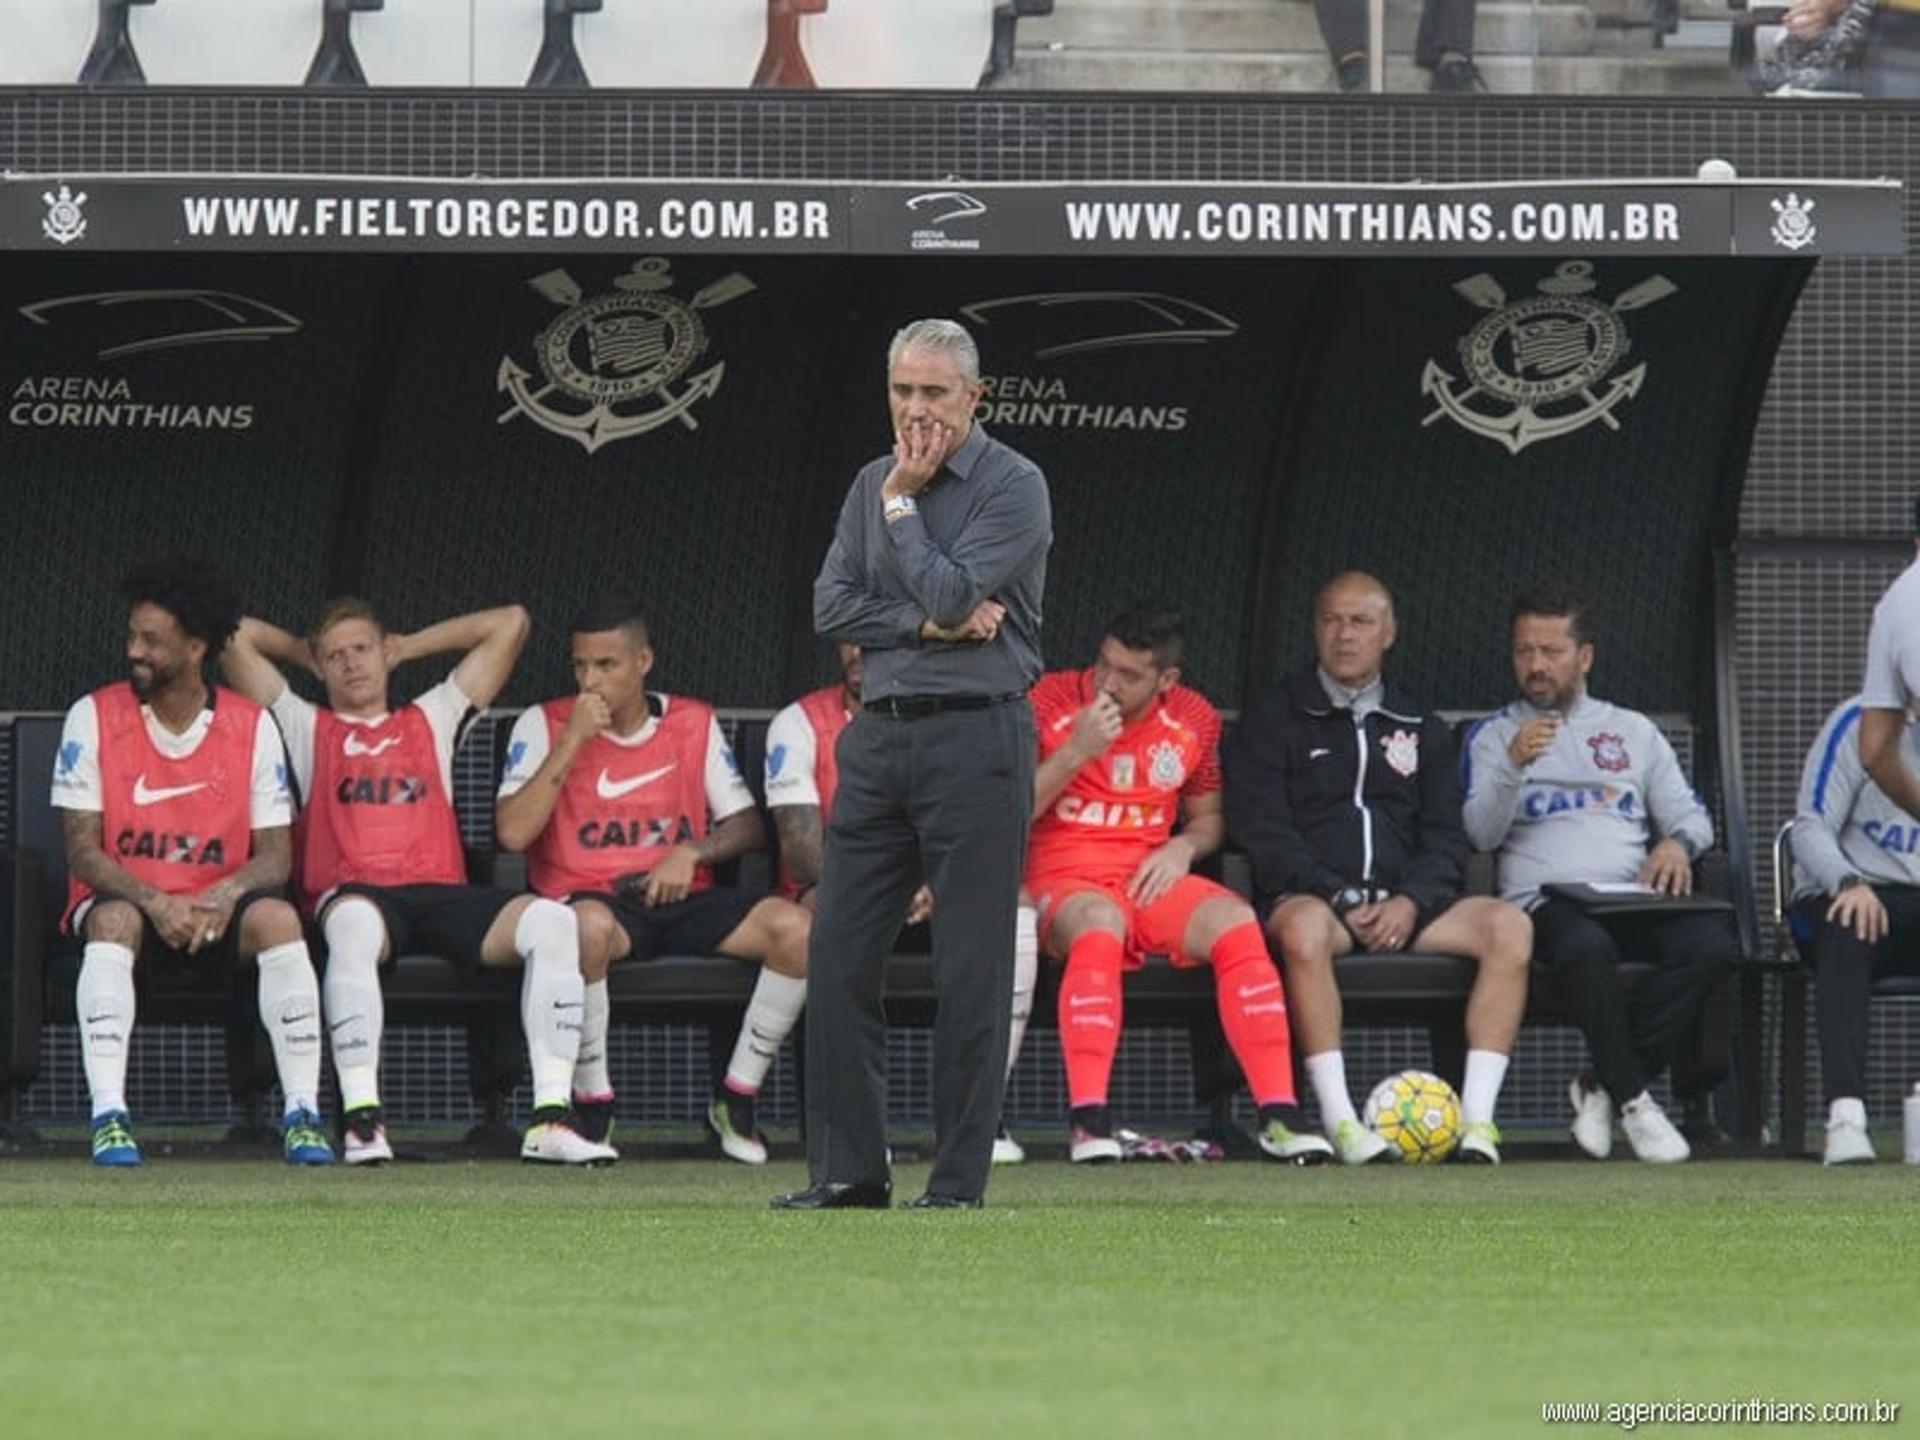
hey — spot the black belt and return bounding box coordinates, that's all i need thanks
[866,691,1025,720]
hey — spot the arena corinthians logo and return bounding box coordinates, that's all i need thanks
[497,258,756,455]
[9,289,303,433]
[961,290,1240,433]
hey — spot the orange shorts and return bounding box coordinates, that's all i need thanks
[1026,871,1244,970]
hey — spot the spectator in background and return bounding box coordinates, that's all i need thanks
[1311,0,1484,91]
[1786,693,1920,1164]
[1226,571,1529,1165]
[1462,588,1732,1165]
[1786,0,1920,96]
[223,600,610,1166]
[496,597,810,1167]
[56,558,331,1168]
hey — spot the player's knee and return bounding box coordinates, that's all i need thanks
[242,897,304,952]
[760,898,810,977]
[572,902,620,972]
[1078,895,1127,940]
[1273,902,1335,971]
[84,900,144,950]
[1189,898,1254,955]
[1481,904,1533,970]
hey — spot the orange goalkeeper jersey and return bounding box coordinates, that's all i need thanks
[1027,668,1222,883]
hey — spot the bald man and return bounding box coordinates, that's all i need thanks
[1224,572,1531,1165]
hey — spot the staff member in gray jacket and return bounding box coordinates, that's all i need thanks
[1463,588,1732,1165]
[1787,696,1920,1165]
[773,318,1050,1211]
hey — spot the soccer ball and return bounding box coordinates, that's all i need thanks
[1363,1070,1462,1164]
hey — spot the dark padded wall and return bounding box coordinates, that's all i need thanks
[1259,257,1804,724]
[1,249,1799,723]
[0,255,385,703]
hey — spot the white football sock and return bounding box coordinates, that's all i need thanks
[256,941,323,1117]
[516,899,583,1110]
[725,968,807,1095]
[574,979,612,1097]
[1460,1049,1509,1126]
[1830,1096,1867,1129]
[1306,1049,1358,1128]
[322,898,387,1112]
[77,941,136,1119]
[1005,904,1037,1084]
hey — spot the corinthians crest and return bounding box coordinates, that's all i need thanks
[42,184,88,246]
[1421,260,1676,455]
[497,257,754,454]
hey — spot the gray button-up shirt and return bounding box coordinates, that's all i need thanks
[813,422,1051,700]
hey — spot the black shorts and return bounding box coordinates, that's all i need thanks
[1259,890,1463,945]
[322,882,523,970]
[572,886,762,962]
[68,887,288,976]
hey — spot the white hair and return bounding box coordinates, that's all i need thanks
[887,318,980,386]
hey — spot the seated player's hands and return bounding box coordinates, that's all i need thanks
[1506,713,1559,768]
[186,882,240,954]
[143,892,203,952]
[1638,838,1694,896]
[905,885,934,926]
[642,844,702,907]
[1348,894,1418,952]
[563,691,614,749]
[1828,881,1888,945]
[1066,692,1124,764]
[884,417,953,497]
[1127,836,1195,907]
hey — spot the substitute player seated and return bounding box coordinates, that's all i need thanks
[222,599,611,1166]
[1783,694,1920,1164]
[1028,602,1332,1164]
[56,558,332,1167]
[495,596,810,1165]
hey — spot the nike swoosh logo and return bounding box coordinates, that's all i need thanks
[1308,748,1332,760]
[1237,980,1282,999]
[343,733,400,757]
[552,1000,583,1011]
[597,763,676,799]
[85,1011,117,1024]
[1067,994,1111,1008]
[328,1016,361,1032]
[132,774,209,806]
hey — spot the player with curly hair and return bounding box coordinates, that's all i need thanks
[51,557,333,1167]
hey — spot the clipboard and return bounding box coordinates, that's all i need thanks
[1540,882,1735,917]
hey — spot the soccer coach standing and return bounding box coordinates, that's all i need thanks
[773,318,1051,1211]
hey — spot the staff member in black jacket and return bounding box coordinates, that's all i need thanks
[1224,571,1530,1165]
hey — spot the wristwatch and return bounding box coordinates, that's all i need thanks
[1329,886,1374,917]
[1837,873,1864,893]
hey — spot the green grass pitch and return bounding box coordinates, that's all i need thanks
[0,1156,1912,1439]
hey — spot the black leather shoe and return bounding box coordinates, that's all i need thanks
[902,1192,983,1210]
[769,1181,892,1210]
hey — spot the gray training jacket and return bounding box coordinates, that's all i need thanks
[1461,693,1713,910]
[1788,696,1920,903]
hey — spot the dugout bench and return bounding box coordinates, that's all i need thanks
[0,707,1760,1146]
